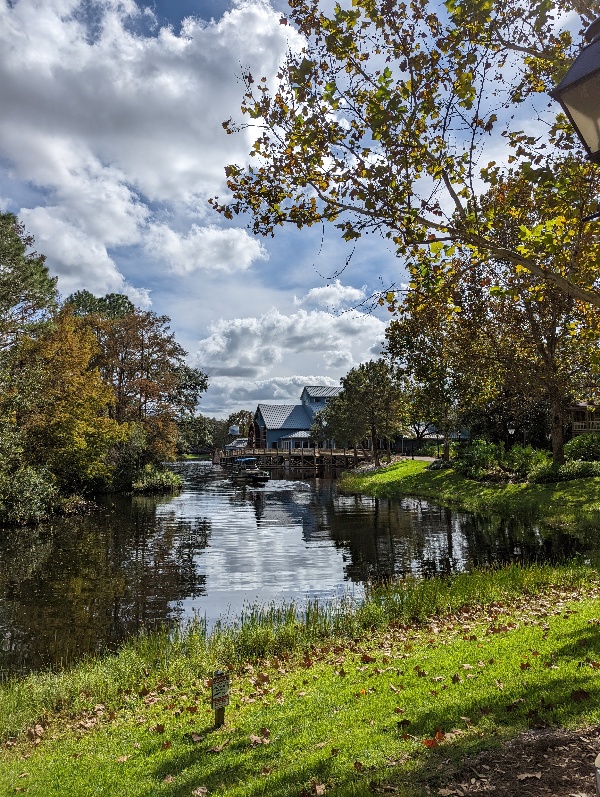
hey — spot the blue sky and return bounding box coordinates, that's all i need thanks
[0,0,399,417]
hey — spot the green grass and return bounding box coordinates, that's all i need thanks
[338,459,600,528]
[1,564,600,796]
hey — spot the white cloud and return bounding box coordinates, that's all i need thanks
[0,0,300,290]
[194,307,386,380]
[144,223,268,274]
[20,206,151,305]
[294,279,367,310]
[200,374,341,416]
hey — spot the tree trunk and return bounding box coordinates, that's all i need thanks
[442,407,450,461]
[549,389,565,466]
[371,423,380,467]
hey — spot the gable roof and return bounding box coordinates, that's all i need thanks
[256,404,311,430]
[302,385,342,399]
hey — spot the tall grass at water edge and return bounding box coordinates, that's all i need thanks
[0,561,596,741]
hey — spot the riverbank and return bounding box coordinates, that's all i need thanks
[337,459,600,531]
[2,563,600,796]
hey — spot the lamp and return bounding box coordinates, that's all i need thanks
[508,426,516,436]
[551,17,600,165]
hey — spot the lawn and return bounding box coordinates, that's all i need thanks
[337,459,600,528]
[2,565,600,796]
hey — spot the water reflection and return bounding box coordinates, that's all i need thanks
[0,461,590,675]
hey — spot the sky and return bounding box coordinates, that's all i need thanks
[0,0,401,418]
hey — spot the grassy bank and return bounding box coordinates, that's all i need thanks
[338,459,600,529]
[1,563,600,796]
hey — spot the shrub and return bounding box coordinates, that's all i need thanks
[453,439,503,479]
[505,445,550,481]
[564,433,600,462]
[528,459,600,484]
[132,464,182,494]
[0,466,58,524]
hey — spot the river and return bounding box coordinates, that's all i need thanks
[0,460,589,676]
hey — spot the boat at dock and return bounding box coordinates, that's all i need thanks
[230,457,270,485]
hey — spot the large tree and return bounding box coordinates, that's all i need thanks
[6,308,126,491]
[336,359,405,467]
[386,153,600,464]
[211,0,600,307]
[66,292,208,462]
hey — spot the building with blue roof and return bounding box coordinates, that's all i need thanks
[249,386,342,449]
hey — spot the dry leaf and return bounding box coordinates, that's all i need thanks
[517,772,541,780]
[249,734,270,746]
[192,788,208,796]
[117,755,130,762]
[164,775,175,783]
[208,740,230,753]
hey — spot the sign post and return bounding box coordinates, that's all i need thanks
[211,670,230,728]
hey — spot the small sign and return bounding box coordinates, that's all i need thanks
[211,670,230,710]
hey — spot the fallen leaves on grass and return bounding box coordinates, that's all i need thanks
[249,733,270,746]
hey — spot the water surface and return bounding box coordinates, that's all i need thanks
[0,461,589,675]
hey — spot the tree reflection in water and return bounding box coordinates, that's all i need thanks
[0,493,210,675]
[0,462,590,676]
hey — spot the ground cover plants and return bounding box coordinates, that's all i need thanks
[1,563,600,796]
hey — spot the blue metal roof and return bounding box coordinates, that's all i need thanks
[256,404,311,430]
[302,386,342,398]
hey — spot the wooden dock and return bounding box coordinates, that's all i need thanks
[216,447,371,472]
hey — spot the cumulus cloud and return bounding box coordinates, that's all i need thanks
[0,0,300,290]
[19,206,152,306]
[194,307,386,381]
[294,279,367,310]
[144,223,268,274]
[201,374,342,416]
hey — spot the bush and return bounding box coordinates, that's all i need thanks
[453,439,503,479]
[564,433,600,462]
[505,445,550,481]
[132,464,182,494]
[528,459,600,484]
[0,466,58,524]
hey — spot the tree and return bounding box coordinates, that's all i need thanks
[336,359,405,467]
[211,0,600,307]
[386,153,600,464]
[65,293,208,462]
[0,213,57,353]
[385,295,467,461]
[8,308,127,491]
[226,409,255,437]
[468,157,600,463]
